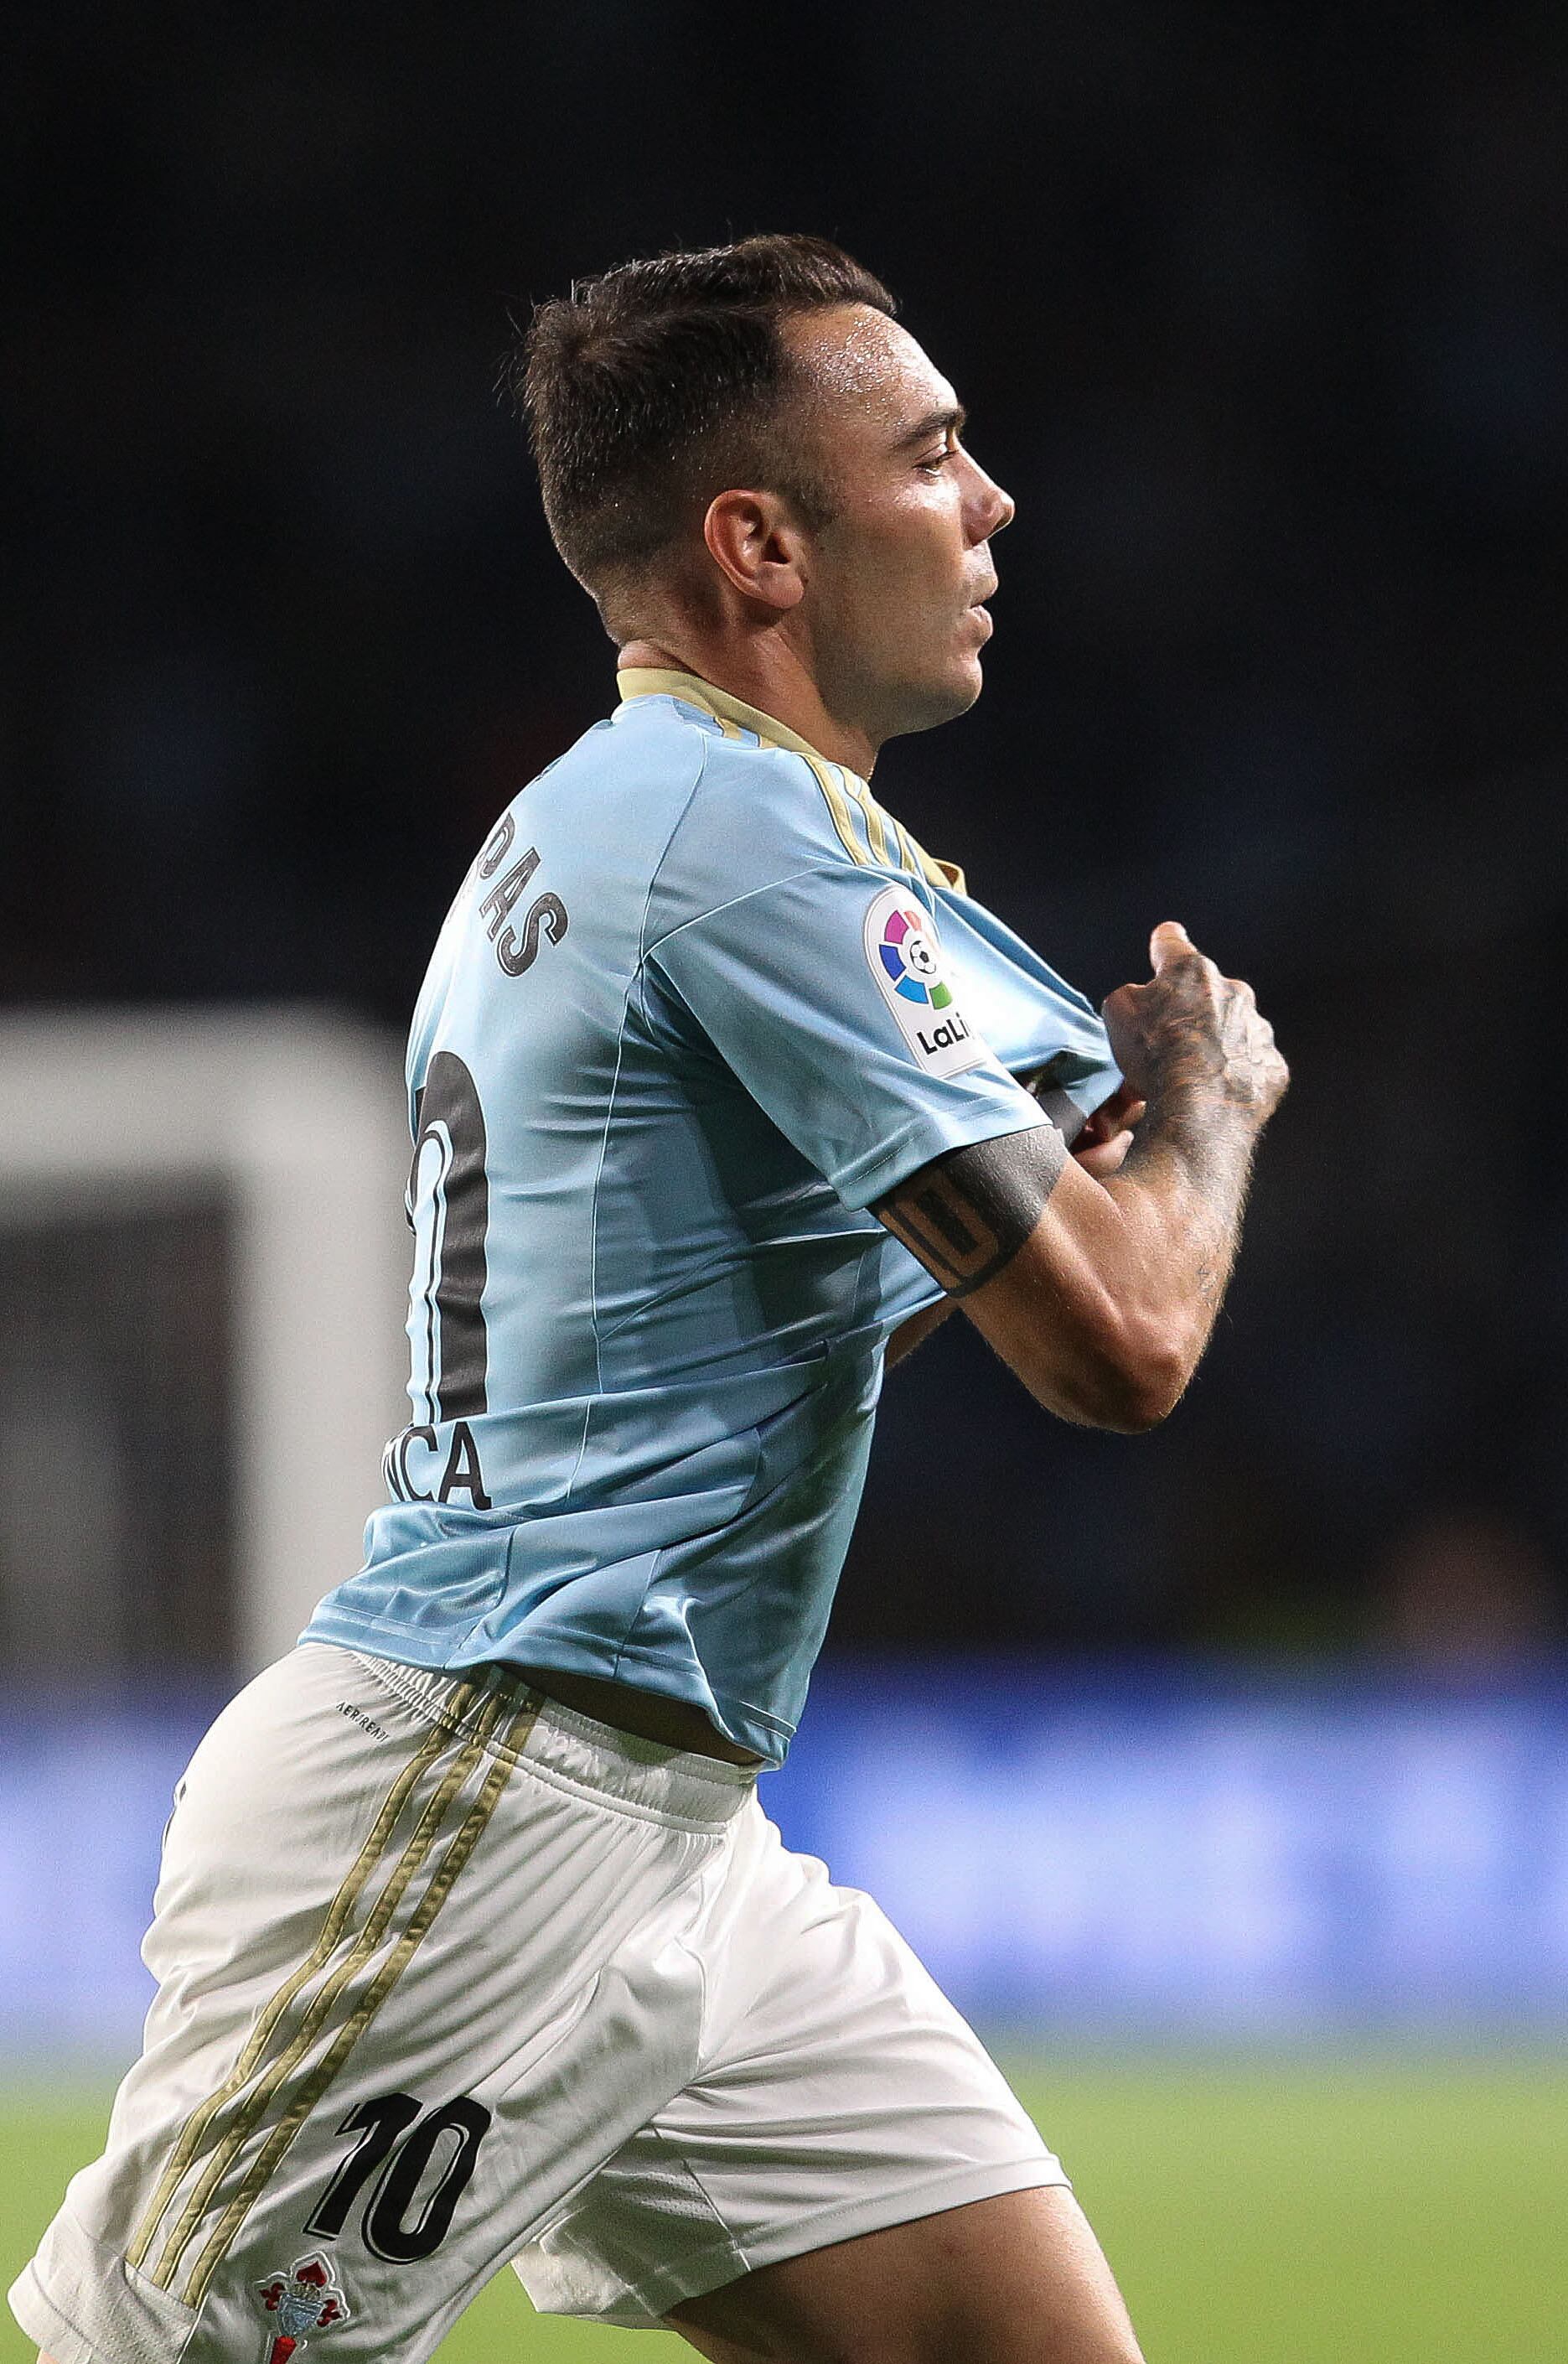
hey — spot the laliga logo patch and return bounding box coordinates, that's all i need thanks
[255,2253,351,2361]
[863,885,987,1078]
[876,900,952,1008]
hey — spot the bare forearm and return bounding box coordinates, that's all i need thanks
[1105,1079,1261,1353]
[874,1096,1257,1427]
[1058,925,1286,1408]
[873,924,1286,1433]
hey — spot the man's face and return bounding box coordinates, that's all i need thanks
[784,305,1015,744]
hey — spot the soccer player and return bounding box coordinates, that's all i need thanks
[16,236,1286,2364]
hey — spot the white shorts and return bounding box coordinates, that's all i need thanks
[13,1645,1065,2362]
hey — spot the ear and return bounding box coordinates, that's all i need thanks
[702,489,809,614]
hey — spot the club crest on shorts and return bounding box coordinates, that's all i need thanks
[255,2253,351,2360]
[863,884,987,1078]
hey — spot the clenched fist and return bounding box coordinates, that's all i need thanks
[1100,921,1289,1126]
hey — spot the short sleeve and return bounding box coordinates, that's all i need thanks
[647,863,1053,1208]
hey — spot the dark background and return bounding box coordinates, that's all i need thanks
[5,0,1565,1663]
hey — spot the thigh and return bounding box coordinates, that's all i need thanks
[11,1649,724,2364]
[512,1808,1082,2335]
[665,2185,1144,2364]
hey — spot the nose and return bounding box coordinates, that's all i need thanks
[965,455,1015,543]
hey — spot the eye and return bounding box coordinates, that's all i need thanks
[918,447,953,475]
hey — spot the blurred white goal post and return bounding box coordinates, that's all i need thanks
[0,1009,411,1671]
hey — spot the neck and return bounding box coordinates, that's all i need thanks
[616,635,878,775]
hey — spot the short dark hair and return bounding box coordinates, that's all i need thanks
[505,234,897,597]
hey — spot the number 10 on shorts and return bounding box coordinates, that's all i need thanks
[303,2093,493,2263]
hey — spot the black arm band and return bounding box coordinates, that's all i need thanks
[872,1122,1068,1296]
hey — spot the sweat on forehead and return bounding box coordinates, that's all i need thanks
[784,306,953,433]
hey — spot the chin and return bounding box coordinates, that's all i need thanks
[870,645,986,743]
[877,682,973,743]
[955,653,986,710]
[930,654,986,722]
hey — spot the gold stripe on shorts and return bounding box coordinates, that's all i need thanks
[180,1703,532,2307]
[125,1694,472,2274]
[130,1681,524,2294]
[146,1688,509,2295]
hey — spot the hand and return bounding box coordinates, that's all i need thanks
[1073,1080,1146,1178]
[1100,921,1289,1124]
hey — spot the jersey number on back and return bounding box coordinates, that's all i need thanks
[409,1051,488,1423]
[387,1052,493,1509]
[387,809,569,1511]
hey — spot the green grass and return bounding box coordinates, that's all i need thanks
[5,2058,1565,2361]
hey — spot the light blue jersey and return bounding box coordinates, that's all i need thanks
[303,671,1120,1760]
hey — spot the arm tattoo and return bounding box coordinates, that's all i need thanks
[872,1125,1067,1297]
[1125,1093,1256,1200]
[1123,1091,1258,1309]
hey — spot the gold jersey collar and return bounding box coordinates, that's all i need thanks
[616,667,836,768]
[614,665,966,896]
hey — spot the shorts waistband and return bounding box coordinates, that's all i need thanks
[352,1651,757,1829]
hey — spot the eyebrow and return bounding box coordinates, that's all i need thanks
[893,401,967,452]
